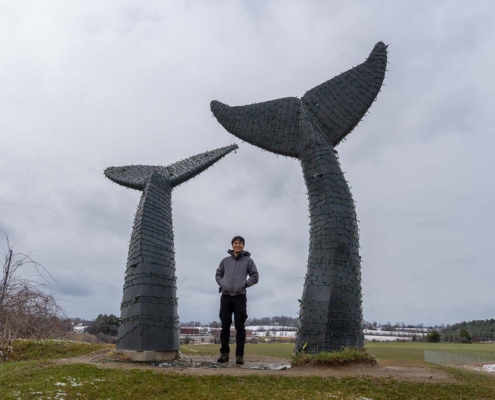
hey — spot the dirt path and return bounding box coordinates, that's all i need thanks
[53,350,453,383]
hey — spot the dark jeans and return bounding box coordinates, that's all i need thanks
[219,294,247,356]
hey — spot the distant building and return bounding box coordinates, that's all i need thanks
[73,324,87,333]
[180,327,201,335]
[212,329,252,338]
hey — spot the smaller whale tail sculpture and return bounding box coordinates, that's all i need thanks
[105,144,238,355]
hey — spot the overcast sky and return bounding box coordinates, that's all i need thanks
[1,0,494,327]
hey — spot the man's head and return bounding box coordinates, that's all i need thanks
[231,236,245,256]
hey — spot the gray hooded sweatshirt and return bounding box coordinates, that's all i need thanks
[216,250,259,296]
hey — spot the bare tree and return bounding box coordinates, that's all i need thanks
[0,231,69,361]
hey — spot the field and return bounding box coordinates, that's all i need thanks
[1,340,495,399]
[181,341,495,367]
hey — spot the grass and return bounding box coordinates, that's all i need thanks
[1,361,495,399]
[181,341,495,367]
[367,342,495,367]
[4,339,113,362]
[1,340,495,399]
[291,347,377,366]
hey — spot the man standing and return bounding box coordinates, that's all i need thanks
[215,236,259,364]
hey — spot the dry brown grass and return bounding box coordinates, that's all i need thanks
[105,350,134,361]
[66,332,98,344]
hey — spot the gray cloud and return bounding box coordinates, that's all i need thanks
[1,0,494,326]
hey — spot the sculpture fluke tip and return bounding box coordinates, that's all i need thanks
[211,42,387,157]
[104,144,238,190]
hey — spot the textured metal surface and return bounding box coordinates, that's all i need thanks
[105,145,238,352]
[211,42,387,353]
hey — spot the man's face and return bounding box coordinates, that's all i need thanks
[232,240,244,254]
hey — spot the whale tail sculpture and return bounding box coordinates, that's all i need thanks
[105,144,237,355]
[211,43,387,353]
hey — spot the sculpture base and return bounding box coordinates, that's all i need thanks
[116,350,178,362]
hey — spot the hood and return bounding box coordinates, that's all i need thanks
[227,249,251,258]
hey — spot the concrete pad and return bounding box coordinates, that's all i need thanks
[117,350,178,362]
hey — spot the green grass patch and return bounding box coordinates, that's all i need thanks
[182,341,495,367]
[291,347,377,367]
[2,340,495,399]
[366,342,495,367]
[1,362,495,399]
[4,340,113,362]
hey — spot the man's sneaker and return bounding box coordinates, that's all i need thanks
[236,356,244,365]
[217,353,229,363]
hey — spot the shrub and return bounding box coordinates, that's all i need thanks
[66,332,98,344]
[426,331,441,343]
[87,314,119,336]
[1,232,70,362]
[459,329,472,343]
[96,333,117,344]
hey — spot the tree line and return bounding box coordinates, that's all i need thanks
[87,314,119,337]
[425,319,495,344]
[442,319,495,342]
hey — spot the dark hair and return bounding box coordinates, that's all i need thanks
[231,236,245,245]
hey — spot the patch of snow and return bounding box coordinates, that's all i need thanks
[364,329,421,337]
[365,335,412,342]
[254,331,297,338]
[245,325,296,331]
[482,364,495,373]
[181,346,198,352]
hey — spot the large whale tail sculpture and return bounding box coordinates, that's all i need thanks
[211,42,387,353]
[105,144,237,356]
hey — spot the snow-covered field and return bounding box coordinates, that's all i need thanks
[365,335,412,342]
[245,326,297,338]
[254,331,297,338]
[254,332,411,341]
[245,326,296,331]
[247,327,413,341]
[181,326,418,342]
[364,329,423,337]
